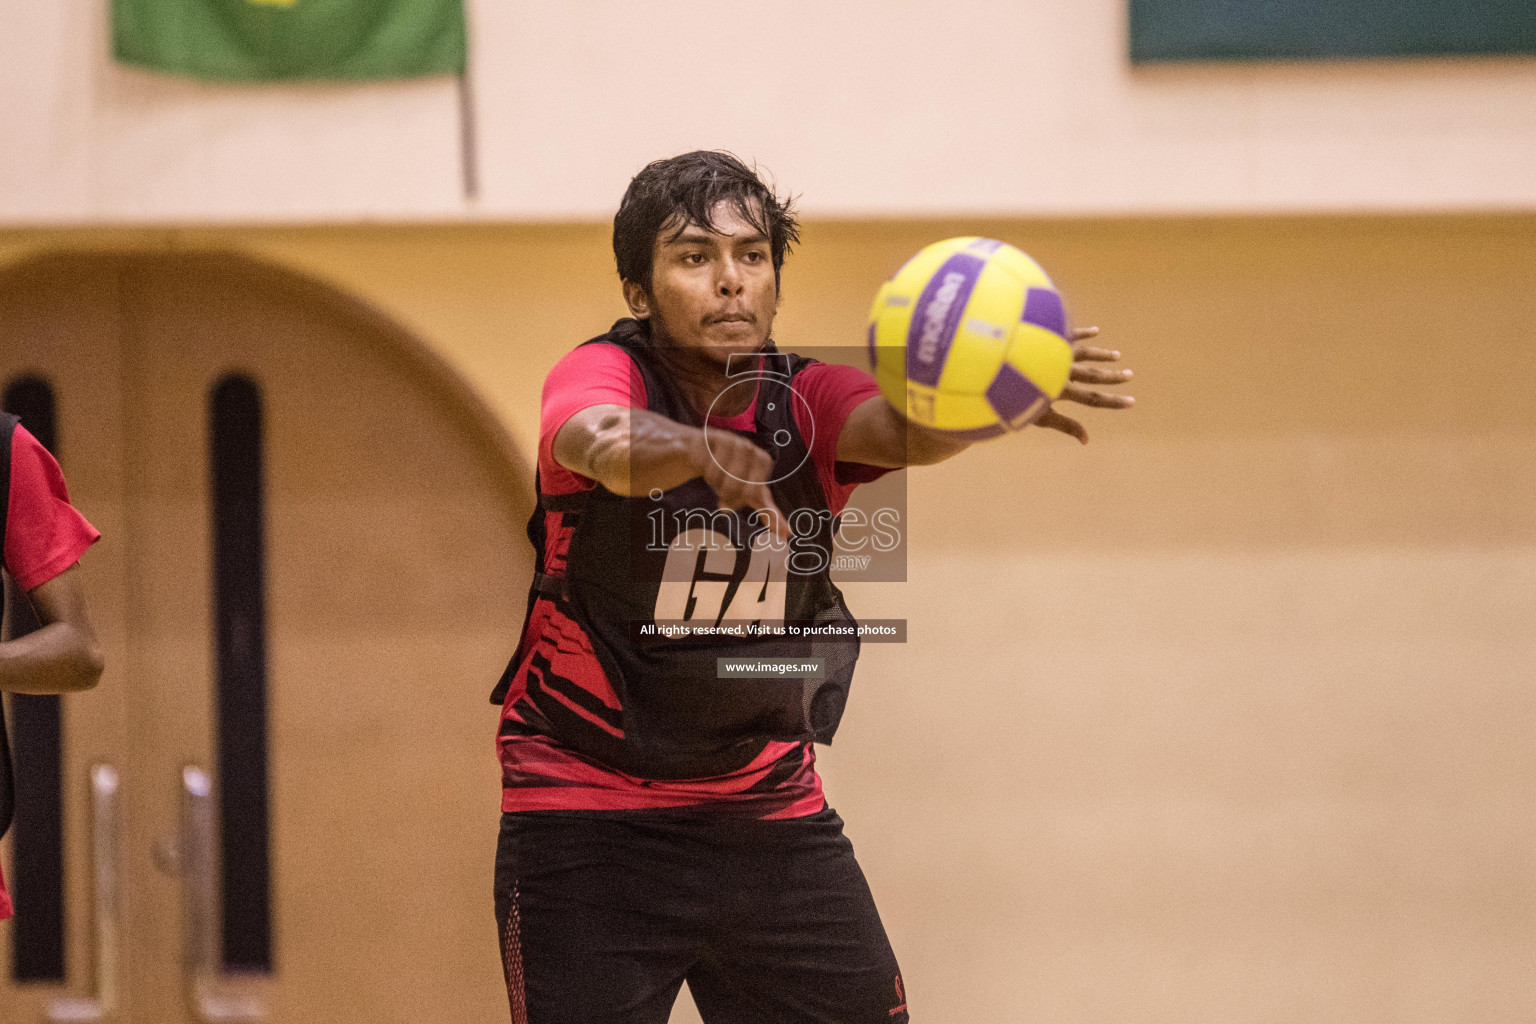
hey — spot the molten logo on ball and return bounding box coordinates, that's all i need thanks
[915,271,969,367]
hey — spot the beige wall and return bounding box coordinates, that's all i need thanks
[2,216,1534,1022]
[4,1,1536,223]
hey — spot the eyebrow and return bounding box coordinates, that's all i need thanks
[665,228,770,247]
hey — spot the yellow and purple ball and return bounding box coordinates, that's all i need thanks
[866,237,1075,438]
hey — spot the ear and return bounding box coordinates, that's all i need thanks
[622,279,652,320]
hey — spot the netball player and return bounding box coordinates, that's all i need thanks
[491,150,1131,1023]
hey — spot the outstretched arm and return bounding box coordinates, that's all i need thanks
[835,326,1135,467]
[553,404,789,537]
[0,564,104,694]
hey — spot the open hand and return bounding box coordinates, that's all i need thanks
[1034,326,1135,444]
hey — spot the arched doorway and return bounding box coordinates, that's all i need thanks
[1,251,533,1023]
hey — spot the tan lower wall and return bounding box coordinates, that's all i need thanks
[3,216,1533,1022]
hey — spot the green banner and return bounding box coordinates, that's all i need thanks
[1131,0,1536,63]
[112,0,466,81]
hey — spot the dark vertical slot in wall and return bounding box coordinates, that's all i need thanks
[209,374,274,973]
[3,375,67,983]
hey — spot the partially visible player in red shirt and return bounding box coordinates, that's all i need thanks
[0,420,104,920]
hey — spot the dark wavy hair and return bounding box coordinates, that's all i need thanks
[612,151,800,293]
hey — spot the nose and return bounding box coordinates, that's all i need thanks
[717,259,744,296]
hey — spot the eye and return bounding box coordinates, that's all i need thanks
[684,252,707,265]
[743,250,767,263]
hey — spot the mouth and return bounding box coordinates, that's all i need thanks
[708,312,755,325]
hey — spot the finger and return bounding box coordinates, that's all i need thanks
[711,439,774,490]
[749,496,789,541]
[1069,365,1133,385]
[1060,384,1136,409]
[1072,345,1122,362]
[1070,326,1100,341]
[711,472,762,514]
[1034,408,1088,445]
[705,452,787,540]
[712,475,786,541]
[704,458,750,507]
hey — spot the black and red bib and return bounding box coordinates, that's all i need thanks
[493,320,859,780]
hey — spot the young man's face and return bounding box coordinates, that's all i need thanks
[624,199,777,364]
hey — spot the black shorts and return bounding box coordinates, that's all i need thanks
[493,806,910,1024]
